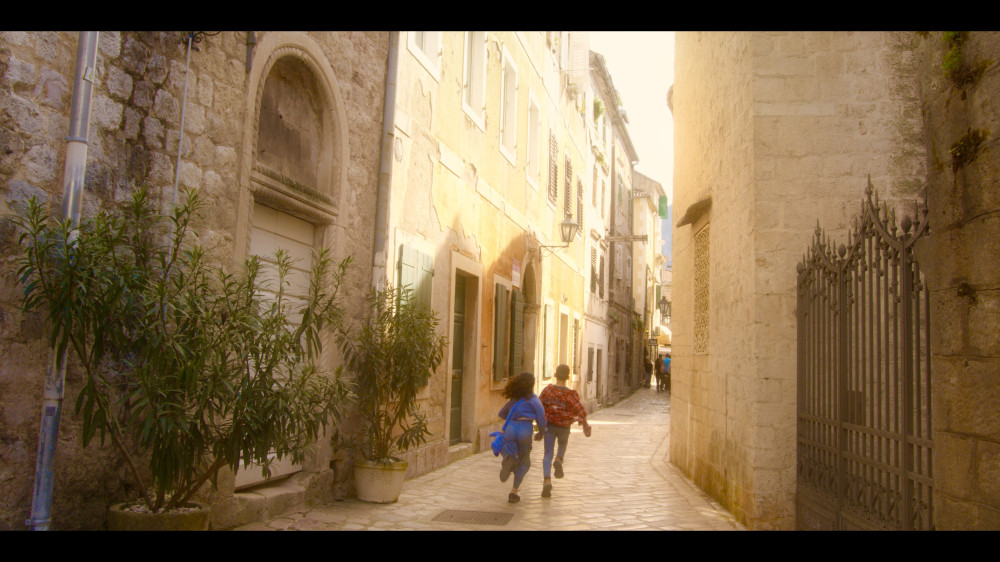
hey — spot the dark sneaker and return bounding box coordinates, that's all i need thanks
[541,483,552,498]
[508,492,520,504]
[554,458,564,479]
[500,455,516,483]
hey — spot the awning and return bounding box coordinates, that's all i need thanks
[657,330,671,346]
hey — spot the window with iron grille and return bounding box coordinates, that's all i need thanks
[548,131,558,204]
[576,178,583,235]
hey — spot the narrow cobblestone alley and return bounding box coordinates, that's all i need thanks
[235,388,744,531]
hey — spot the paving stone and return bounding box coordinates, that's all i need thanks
[233,388,745,531]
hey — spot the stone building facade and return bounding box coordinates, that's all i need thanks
[672,30,1000,530]
[670,31,928,529]
[589,51,640,406]
[913,32,1000,529]
[632,171,667,375]
[0,31,388,530]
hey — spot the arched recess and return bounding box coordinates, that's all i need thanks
[233,32,351,265]
[231,32,350,488]
[519,254,542,377]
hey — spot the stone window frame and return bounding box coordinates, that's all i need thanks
[462,32,487,131]
[407,31,442,81]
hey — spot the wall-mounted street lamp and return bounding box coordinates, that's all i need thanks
[539,217,579,255]
[659,295,671,319]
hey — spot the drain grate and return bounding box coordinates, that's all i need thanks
[432,510,515,526]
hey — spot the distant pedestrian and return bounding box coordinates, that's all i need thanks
[535,364,592,498]
[643,357,653,389]
[497,372,547,504]
[658,354,671,392]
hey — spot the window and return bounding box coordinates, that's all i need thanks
[509,289,524,378]
[527,94,540,188]
[499,47,518,163]
[694,223,710,353]
[572,318,579,375]
[563,156,573,218]
[559,312,569,366]
[492,279,525,380]
[493,283,510,381]
[591,248,598,293]
[408,32,441,79]
[398,243,434,309]
[576,178,583,235]
[592,165,598,207]
[547,131,558,204]
[596,348,602,385]
[599,254,606,298]
[601,179,606,218]
[462,32,486,128]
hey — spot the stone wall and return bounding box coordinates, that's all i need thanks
[671,32,926,529]
[914,31,1000,529]
[0,31,387,530]
[671,31,756,526]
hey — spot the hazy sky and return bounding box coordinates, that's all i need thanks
[588,32,675,201]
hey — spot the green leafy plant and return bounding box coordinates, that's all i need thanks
[335,286,447,464]
[942,31,991,91]
[14,185,352,512]
[593,98,605,122]
[949,128,989,172]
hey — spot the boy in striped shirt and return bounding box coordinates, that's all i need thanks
[534,364,592,498]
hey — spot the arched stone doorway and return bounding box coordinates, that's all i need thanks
[232,33,350,489]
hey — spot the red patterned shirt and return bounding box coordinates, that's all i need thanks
[539,384,589,428]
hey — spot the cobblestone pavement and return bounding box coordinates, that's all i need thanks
[235,387,745,531]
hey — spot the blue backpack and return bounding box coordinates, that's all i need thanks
[490,399,523,456]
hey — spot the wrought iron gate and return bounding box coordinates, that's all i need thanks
[796,181,933,530]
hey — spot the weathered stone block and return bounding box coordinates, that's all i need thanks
[934,356,1000,438]
[92,93,123,131]
[934,431,976,498]
[935,492,1000,530]
[23,143,57,184]
[105,64,133,101]
[978,440,1000,505]
[152,88,179,125]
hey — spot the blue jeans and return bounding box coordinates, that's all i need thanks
[543,424,570,479]
[503,420,535,488]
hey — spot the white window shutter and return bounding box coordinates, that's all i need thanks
[568,32,590,90]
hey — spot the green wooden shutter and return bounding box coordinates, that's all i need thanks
[398,244,433,309]
[493,284,510,381]
[508,289,524,377]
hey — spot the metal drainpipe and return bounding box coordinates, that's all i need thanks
[27,31,100,531]
[167,32,195,254]
[371,32,399,290]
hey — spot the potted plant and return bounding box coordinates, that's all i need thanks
[14,186,352,529]
[334,285,447,503]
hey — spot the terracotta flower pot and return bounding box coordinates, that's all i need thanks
[354,458,409,503]
[107,501,211,531]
